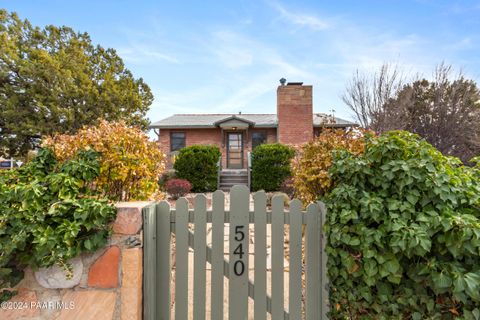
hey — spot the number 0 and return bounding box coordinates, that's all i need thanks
[234,260,245,276]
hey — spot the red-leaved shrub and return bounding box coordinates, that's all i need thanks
[165,179,192,199]
[280,177,295,198]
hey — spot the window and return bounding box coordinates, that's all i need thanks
[170,132,185,151]
[252,131,267,149]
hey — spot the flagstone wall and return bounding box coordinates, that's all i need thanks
[0,202,150,320]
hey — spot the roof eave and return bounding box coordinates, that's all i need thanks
[149,124,278,129]
[149,124,216,129]
[213,115,256,126]
[313,123,359,128]
[254,124,277,128]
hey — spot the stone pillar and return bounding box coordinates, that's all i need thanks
[0,202,150,320]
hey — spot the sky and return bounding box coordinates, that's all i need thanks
[2,0,480,128]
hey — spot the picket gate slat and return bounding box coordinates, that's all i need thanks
[157,201,172,320]
[143,204,156,320]
[175,198,189,320]
[144,188,328,320]
[306,203,321,320]
[211,191,225,320]
[271,195,285,319]
[289,199,303,319]
[319,202,329,319]
[229,185,250,320]
[193,194,207,320]
[254,191,267,320]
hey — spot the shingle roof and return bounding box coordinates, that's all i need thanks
[313,113,357,127]
[150,113,357,129]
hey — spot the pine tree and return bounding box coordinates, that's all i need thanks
[0,10,153,157]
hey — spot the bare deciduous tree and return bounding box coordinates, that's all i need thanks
[343,63,480,163]
[342,63,405,132]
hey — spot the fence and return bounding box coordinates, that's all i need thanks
[143,185,328,319]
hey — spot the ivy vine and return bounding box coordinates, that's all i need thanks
[326,131,480,319]
[0,148,116,301]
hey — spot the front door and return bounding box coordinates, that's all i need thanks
[227,132,243,169]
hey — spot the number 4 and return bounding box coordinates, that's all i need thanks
[234,243,244,258]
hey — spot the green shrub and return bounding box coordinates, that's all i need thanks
[158,170,176,191]
[173,145,221,192]
[325,131,480,319]
[251,143,295,191]
[0,148,115,301]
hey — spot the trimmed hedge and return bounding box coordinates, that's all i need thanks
[251,143,295,191]
[325,131,480,319]
[173,145,221,192]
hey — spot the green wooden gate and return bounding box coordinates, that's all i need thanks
[143,185,328,320]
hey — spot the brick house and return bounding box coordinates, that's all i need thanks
[150,81,356,189]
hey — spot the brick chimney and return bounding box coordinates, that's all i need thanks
[277,81,313,145]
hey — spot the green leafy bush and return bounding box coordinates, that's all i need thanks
[173,145,221,192]
[325,131,480,319]
[158,170,176,191]
[251,143,295,191]
[0,148,116,300]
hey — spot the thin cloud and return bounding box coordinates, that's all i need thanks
[143,1,477,127]
[444,37,473,51]
[209,30,314,76]
[268,0,329,31]
[325,27,431,75]
[211,31,254,69]
[204,29,317,112]
[147,28,319,119]
[117,45,180,64]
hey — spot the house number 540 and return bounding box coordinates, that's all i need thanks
[233,226,245,276]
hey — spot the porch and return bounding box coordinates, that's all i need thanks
[217,148,252,191]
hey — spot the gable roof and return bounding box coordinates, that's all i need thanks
[213,115,256,126]
[150,113,356,129]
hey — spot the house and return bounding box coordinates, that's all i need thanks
[150,81,357,189]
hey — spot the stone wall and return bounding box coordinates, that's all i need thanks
[0,202,150,320]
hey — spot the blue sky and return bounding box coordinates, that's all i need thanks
[2,0,480,126]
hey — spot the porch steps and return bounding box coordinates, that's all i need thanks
[219,170,249,192]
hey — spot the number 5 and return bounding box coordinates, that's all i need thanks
[235,225,245,241]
